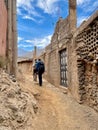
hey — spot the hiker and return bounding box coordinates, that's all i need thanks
[32,59,38,81]
[36,59,45,86]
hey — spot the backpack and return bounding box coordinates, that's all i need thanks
[39,62,45,74]
[33,62,38,73]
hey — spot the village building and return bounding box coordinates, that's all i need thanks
[0,0,17,77]
[0,0,98,112]
[40,1,98,111]
[0,0,7,57]
[18,58,33,74]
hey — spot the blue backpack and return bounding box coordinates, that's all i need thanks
[39,62,45,74]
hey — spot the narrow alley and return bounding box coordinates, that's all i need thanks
[0,0,98,130]
[18,73,98,130]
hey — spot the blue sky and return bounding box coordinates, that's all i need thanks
[17,0,98,52]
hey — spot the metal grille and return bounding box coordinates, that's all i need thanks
[60,49,67,87]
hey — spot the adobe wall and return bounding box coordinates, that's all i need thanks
[41,16,79,99]
[75,11,98,111]
[0,0,7,56]
[18,61,33,74]
[40,11,98,111]
[40,17,71,87]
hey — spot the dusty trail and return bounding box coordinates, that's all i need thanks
[19,73,98,130]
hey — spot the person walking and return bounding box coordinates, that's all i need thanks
[36,59,45,86]
[32,59,38,81]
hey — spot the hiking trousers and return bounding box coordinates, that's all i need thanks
[38,73,42,86]
[33,72,37,81]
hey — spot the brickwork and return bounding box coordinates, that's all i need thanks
[40,8,98,111]
[51,17,70,48]
[75,11,98,111]
[40,17,70,87]
[0,0,7,56]
[40,0,77,88]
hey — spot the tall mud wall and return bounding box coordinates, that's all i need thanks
[76,11,98,111]
[40,11,98,112]
[0,0,7,56]
[18,61,32,74]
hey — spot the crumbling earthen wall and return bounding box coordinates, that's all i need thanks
[40,0,77,89]
[75,11,98,111]
[40,17,70,87]
[40,11,98,111]
[18,61,32,74]
[0,0,7,56]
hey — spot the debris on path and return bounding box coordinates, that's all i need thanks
[19,73,98,130]
[0,70,98,130]
[0,70,38,130]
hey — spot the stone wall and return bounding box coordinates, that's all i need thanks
[0,0,7,56]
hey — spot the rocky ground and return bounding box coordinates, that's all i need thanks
[0,70,98,130]
[0,70,38,130]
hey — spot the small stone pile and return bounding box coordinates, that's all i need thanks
[0,70,38,130]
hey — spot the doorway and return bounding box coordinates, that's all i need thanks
[60,49,67,87]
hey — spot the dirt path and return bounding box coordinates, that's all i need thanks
[18,73,98,130]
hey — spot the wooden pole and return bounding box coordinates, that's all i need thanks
[12,0,17,77]
[7,0,13,73]
[33,46,37,60]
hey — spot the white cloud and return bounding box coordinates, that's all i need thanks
[17,0,42,22]
[37,0,92,14]
[77,0,92,5]
[18,35,52,50]
[84,1,98,13]
[18,37,24,43]
[25,35,52,48]
[37,0,61,14]
[18,44,33,48]
[77,0,84,5]
[22,15,37,22]
[77,16,87,26]
[17,8,22,15]
[77,0,98,20]
[17,0,33,9]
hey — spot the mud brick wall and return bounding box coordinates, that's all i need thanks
[40,17,70,87]
[18,61,32,74]
[41,48,60,87]
[47,49,60,86]
[39,5,97,112]
[76,15,98,111]
[40,0,77,89]
[0,0,7,56]
[51,17,70,48]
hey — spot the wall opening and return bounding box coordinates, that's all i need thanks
[60,49,68,87]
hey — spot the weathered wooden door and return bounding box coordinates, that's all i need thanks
[60,49,67,87]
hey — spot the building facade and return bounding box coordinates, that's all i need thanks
[40,1,98,111]
[0,0,7,57]
[0,0,17,77]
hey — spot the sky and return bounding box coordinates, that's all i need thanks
[17,0,98,53]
